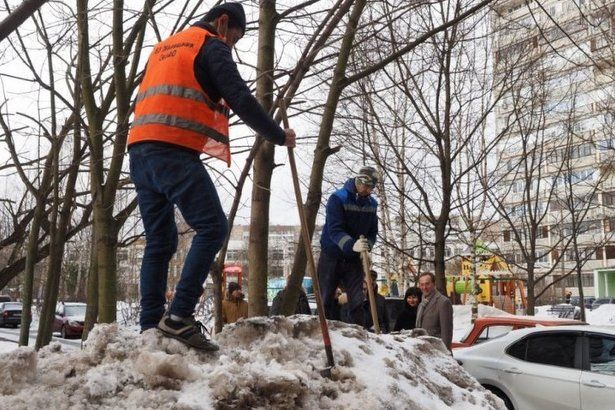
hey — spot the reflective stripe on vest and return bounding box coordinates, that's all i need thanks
[132,113,228,144]
[135,84,230,118]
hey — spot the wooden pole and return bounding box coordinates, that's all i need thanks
[360,235,380,334]
[281,101,335,372]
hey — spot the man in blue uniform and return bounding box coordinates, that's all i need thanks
[318,166,378,326]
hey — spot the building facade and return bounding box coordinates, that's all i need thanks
[492,0,615,301]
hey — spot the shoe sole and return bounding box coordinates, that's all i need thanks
[157,327,220,352]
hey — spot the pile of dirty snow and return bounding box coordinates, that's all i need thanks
[0,316,504,409]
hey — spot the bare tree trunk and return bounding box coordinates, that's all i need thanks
[36,91,62,348]
[73,249,85,300]
[36,127,81,348]
[0,0,48,42]
[18,203,45,346]
[247,0,279,316]
[0,71,55,347]
[526,263,535,315]
[83,238,98,340]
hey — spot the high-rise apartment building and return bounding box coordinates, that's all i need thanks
[492,0,615,301]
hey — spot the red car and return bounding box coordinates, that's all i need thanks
[53,302,86,338]
[452,316,584,349]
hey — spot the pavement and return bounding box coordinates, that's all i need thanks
[0,325,82,349]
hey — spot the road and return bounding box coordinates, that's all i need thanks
[0,324,82,350]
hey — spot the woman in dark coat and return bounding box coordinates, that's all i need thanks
[393,286,422,331]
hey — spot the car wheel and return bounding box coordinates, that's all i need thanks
[485,386,513,410]
[61,325,67,339]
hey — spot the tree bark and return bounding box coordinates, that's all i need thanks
[0,0,48,42]
[247,0,278,317]
[82,236,98,340]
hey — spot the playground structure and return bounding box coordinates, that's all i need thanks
[222,263,243,291]
[446,255,528,314]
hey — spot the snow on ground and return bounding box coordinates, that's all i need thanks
[535,304,615,325]
[452,304,512,342]
[0,316,504,409]
[587,304,615,325]
[534,304,579,318]
[0,340,18,354]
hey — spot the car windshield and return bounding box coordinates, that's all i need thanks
[64,305,86,317]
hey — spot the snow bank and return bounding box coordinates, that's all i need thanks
[0,316,503,409]
[0,341,18,354]
[534,304,580,319]
[587,305,615,325]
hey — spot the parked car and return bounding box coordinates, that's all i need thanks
[592,298,615,310]
[453,316,584,349]
[454,325,615,410]
[0,295,12,303]
[585,297,596,310]
[0,302,22,327]
[570,296,596,310]
[53,302,86,338]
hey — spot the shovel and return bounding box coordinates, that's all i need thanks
[280,100,335,378]
[360,235,381,334]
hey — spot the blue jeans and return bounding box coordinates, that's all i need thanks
[129,142,228,331]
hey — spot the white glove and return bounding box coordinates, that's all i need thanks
[352,238,370,253]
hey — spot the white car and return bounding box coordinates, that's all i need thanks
[453,325,615,410]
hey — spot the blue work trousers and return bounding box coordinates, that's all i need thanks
[128,142,228,331]
[317,250,366,327]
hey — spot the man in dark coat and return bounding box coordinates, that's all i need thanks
[416,272,454,350]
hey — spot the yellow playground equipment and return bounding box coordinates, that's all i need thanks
[446,255,527,314]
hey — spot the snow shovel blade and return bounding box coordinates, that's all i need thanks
[310,362,334,379]
[319,366,333,379]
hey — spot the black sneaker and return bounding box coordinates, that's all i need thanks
[157,314,219,352]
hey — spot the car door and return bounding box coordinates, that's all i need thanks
[499,331,582,410]
[580,333,615,409]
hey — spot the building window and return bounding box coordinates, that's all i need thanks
[503,230,511,242]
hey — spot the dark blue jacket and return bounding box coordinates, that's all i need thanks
[320,178,378,258]
[192,22,285,145]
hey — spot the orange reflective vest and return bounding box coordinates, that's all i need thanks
[128,27,231,165]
